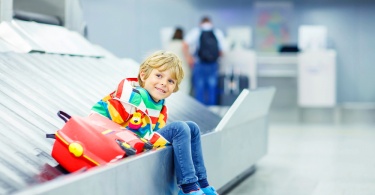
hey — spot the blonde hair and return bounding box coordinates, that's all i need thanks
[138,50,184,92]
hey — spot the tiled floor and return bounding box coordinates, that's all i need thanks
[224,123,375,195]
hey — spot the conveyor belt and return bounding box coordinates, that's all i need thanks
[0,52,222,194]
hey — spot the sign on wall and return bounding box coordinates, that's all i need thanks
[254,2,293,52]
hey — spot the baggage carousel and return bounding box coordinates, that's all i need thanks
[0,20,275,195]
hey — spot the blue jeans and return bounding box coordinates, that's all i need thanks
[193,61,218,105]
[157,121,207,185]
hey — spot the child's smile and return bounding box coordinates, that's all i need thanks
[140,68,176,102]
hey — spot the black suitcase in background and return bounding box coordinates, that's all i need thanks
[218,70,249,106]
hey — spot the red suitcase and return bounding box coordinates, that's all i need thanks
[48,111,153,173]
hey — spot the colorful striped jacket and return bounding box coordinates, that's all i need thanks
[91,78,168,141]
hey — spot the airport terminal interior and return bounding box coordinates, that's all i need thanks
[0,0,375,195]
[210,106,375,195]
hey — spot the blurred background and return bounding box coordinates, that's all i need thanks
[23,0,373,124]
[11,0,375,120]
[11,0,375,103]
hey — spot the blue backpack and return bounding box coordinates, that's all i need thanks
[198,30,219,63]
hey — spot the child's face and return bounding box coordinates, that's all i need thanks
[140,68,177,102]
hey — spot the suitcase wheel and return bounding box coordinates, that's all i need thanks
[140,138,153,150]
[115,139,136,156]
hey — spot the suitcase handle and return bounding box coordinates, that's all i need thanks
[57,111,71,123]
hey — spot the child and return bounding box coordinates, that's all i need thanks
[91,51,219,195]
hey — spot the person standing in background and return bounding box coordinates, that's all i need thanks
[184,16,226,105]
[166,27,194,95]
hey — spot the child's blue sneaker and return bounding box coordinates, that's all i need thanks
[201,186,219,195]
[178,189,205,195]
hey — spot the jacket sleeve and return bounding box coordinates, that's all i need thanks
[91,92,115,119]
[154,105,168,131]
[92,78,140,126]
